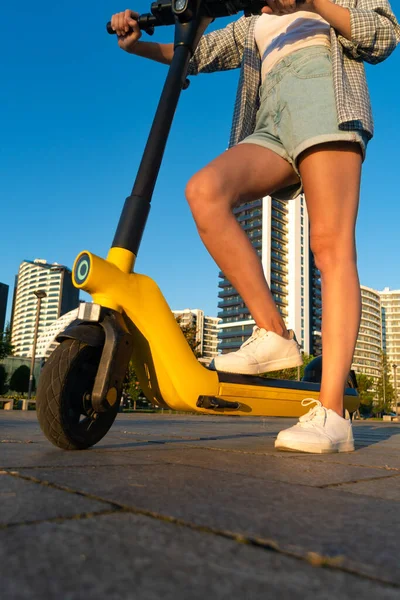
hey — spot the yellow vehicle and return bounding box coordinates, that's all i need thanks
[36,0,359,450]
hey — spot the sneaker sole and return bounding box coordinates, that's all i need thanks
[275,440,355,454]
[215,354,303,376]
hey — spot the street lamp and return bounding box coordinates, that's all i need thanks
[392,363,398,416]
[24,290,47,410]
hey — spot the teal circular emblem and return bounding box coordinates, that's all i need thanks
[75,254,90,283]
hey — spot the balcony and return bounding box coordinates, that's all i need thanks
[233,199,262,214]
[218,299,241,308]
[218,288,236,298]
[271,229,287,243]
[218,328,253,340]
[218,279,232,289]
[242,219,262,231]
[271,250,287,265]
[271,209,287,225]
[271,219,288,233]
[218,307,250,319]
[219,340,243,351]
[237,210,262,223]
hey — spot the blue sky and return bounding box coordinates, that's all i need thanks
[1,1,399,324]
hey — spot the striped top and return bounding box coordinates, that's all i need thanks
[187,0,400,145]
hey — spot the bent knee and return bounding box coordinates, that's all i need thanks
[311,233,357,272]
[185,169,235,217]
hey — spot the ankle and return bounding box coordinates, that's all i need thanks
[321,402,344,418]
[256,322,290,339]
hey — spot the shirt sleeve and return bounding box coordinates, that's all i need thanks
[187,16,248,75]
[338,1,400,64]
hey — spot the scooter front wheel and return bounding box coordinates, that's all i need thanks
[36,339,120,450]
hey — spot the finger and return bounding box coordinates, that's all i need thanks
[128,19,139,37]
[117,12,126,36]
[123,11,132,32]
[114,12,122,35]
[111,14,118,32]
[126,9,140,20]
[276,0,290,13]
[265,0,280,14]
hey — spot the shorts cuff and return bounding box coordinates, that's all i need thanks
[293,132,367,165]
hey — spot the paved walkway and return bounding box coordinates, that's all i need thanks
[1,411,400,599]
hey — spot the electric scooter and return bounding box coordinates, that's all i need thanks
[36,0,359,450]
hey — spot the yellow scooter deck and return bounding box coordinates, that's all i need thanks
[205,372,359,417]
[72,250,360,419]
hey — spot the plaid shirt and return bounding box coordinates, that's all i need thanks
[187,0,400,145]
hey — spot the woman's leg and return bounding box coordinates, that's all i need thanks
[299,141,363,416]
[185,143,299,337]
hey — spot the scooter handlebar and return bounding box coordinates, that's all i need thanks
[106,0,304,36]
[106,13,161,36]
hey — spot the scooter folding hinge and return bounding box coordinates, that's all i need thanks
[196,396,240,411]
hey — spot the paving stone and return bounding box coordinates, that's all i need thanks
[331,475,400,501]
[18,463,400,585]
[291,449,400,471]
[0,440,163,470]
[146,446,392,487]
[290,424,400,471]
[1,512,398,600]
[3,411,400,594]
[0,473,111,525]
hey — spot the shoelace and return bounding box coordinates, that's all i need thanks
[299,398,327,426]
[240,326,262,349]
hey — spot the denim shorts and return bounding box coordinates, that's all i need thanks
[239,46,369,201]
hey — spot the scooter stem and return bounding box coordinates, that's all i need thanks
[111,11,213,260]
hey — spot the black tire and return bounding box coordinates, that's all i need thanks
[302,355,322,383]
[36,339,120,450]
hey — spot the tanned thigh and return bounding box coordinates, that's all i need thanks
[298,142,362,247]
[196,143,300,208]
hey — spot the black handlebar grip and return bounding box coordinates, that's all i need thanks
[106,17,155,36]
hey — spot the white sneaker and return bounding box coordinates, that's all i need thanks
[212,326,302,375]
[275,399,355,453]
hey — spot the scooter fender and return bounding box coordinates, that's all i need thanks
[56,320,105,347]
[56,314,134,413]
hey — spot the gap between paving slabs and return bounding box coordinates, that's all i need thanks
[1,469,399,591]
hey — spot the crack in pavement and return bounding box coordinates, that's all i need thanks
[1,469,399,590]
[0,508,122,530]
[184,444,400,471]
[320,472,400,489]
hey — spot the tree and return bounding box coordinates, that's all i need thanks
[356,373,375,416]
[122,361,143,403]
[263,353,316,381]
[374,352,395,415]
[0,323,13,360]
[121,361,153,409]
[0,365,7,395]
[175,315,202,358]
[9,365,32,394]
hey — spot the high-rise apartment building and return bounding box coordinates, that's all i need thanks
[217,194,321,356]
[36,308,79,360]
[352,286,382,381]
[380,287,400,398]
[0,282,9,333]
[203,315,220,360]
[11,259,79,357]
[172,308,220,365]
